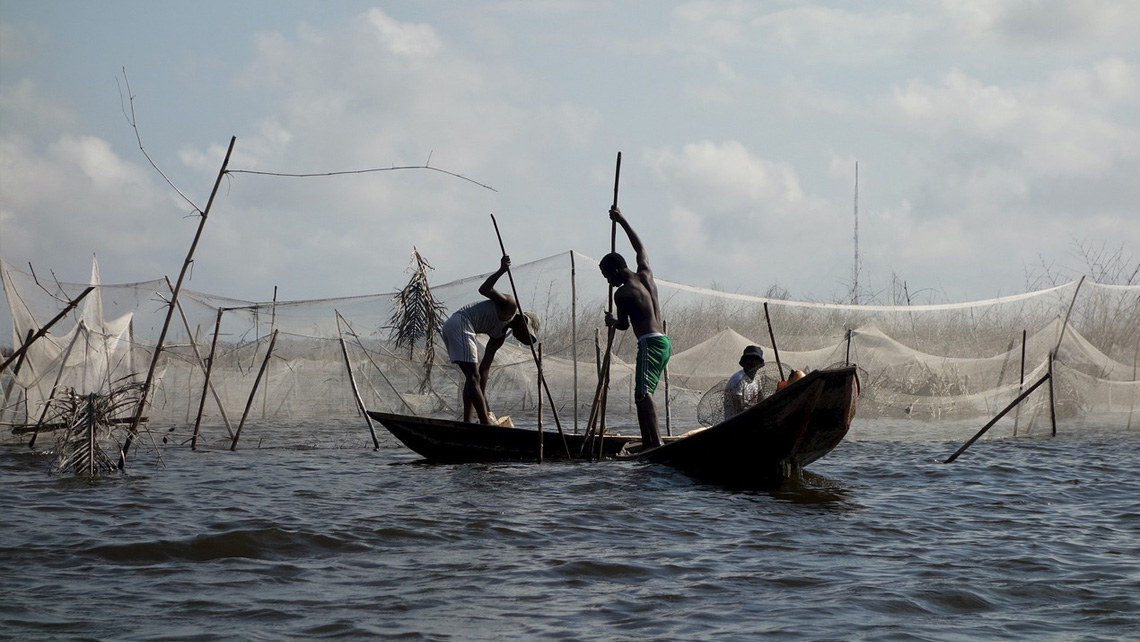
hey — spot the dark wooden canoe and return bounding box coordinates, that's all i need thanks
[366,411,637,463]
[627,366,859,487]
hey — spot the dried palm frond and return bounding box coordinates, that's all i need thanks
[388,249,448,392]
[46,380,146,477]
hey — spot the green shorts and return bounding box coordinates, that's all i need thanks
[635,334,671,399]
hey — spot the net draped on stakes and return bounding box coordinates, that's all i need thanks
[3,253,1138,446]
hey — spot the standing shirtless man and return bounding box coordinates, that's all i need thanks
[599,205,670,449]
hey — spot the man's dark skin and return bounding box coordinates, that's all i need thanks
[600,205,665,448]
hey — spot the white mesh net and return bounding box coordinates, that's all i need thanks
[3,253,1138,447]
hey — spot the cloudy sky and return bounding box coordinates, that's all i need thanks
[2,0,1138,327]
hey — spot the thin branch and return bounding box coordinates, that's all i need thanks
[117,68,201,213]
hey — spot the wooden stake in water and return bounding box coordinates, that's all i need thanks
[340,337,379,450]
[192,308,226,450]
[230,329,277,451]
[123,136,237,468]
[945,373,1051,463]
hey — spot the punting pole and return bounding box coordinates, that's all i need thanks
[764,302,785,380]
[339,336,379,449]
[663,319,671,436]
[192,308,226,449]
[0,286,94,373]
[123,136,237,468]
[582,152,621,457]
[489,213,571,459]
[230,329,277,451]
[945,373,1051,463]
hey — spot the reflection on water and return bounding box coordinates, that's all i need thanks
[2,417,1138,641]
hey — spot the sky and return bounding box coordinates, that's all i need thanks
[2,0,1139,335]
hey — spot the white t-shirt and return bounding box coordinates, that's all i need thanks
[723,369,763,421]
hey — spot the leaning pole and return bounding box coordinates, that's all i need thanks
[120,136,237,468]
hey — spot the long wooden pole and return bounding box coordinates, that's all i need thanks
[230,329,277,451]
[489,214,571,459]
[122,136,237,468]
[945,373,1050,463]
[1,329,34,425]
[764,302,785,380]
[191,308,225,449]
[570,251,578,434]
[340,336,380,449]
[581,152,621,455]
[170,278,234,439]
[1,287,94,373]
[1013,329,1026,436]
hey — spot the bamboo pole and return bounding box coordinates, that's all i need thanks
[1,329,34,425]
[1,286,94,373]
[28,327,83,449]
[489,213,571,459]
[230,329,277,451]
[581,152,622,456]
[340,336,379,449]
[945,373,1051,463]
[844,328,852,366]
[663,319,671,437]
[570,251,578,434]
[764,302,785,380]
[1048,352,1057,437]
[1014,329,1026,437]
[192,308,226,449]
[169,278,235,439]
[1128,341,1138,430]
[537,344,544,463]
[123,136,237,468]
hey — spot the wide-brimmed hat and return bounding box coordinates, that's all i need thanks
[519,311,541,345]
[739,345,765,367]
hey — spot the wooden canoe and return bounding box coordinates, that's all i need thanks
[366,411,637,463]
[628,366,859,487]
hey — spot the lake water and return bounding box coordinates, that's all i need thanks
[2,416,1138,641]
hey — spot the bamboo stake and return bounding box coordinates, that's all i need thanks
[1127,341,1137,430]
[1,329,34,425]
[230,329,277,451]
[844,328,852,366]
[1,286,94,373]
[123,136,237,468]
[192,308,225,449]
[1014,329,1026,437]
[764,302,785,380]
[570,251,578,434]
[1048,352,1057,437]
[945,373,1051,463]
[169,278,234,439]
[489,213,571,459]
[28,327,82,449]
[340,336,380,449]
[537,344,544,463]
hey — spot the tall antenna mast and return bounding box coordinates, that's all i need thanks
[852,161,860,305]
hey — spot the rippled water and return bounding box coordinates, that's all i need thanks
[3,417,1138,641]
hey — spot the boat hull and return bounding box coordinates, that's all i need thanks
[367,411,635,463]
[633,366,858,487]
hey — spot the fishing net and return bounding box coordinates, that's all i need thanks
[3,252,1138,447]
